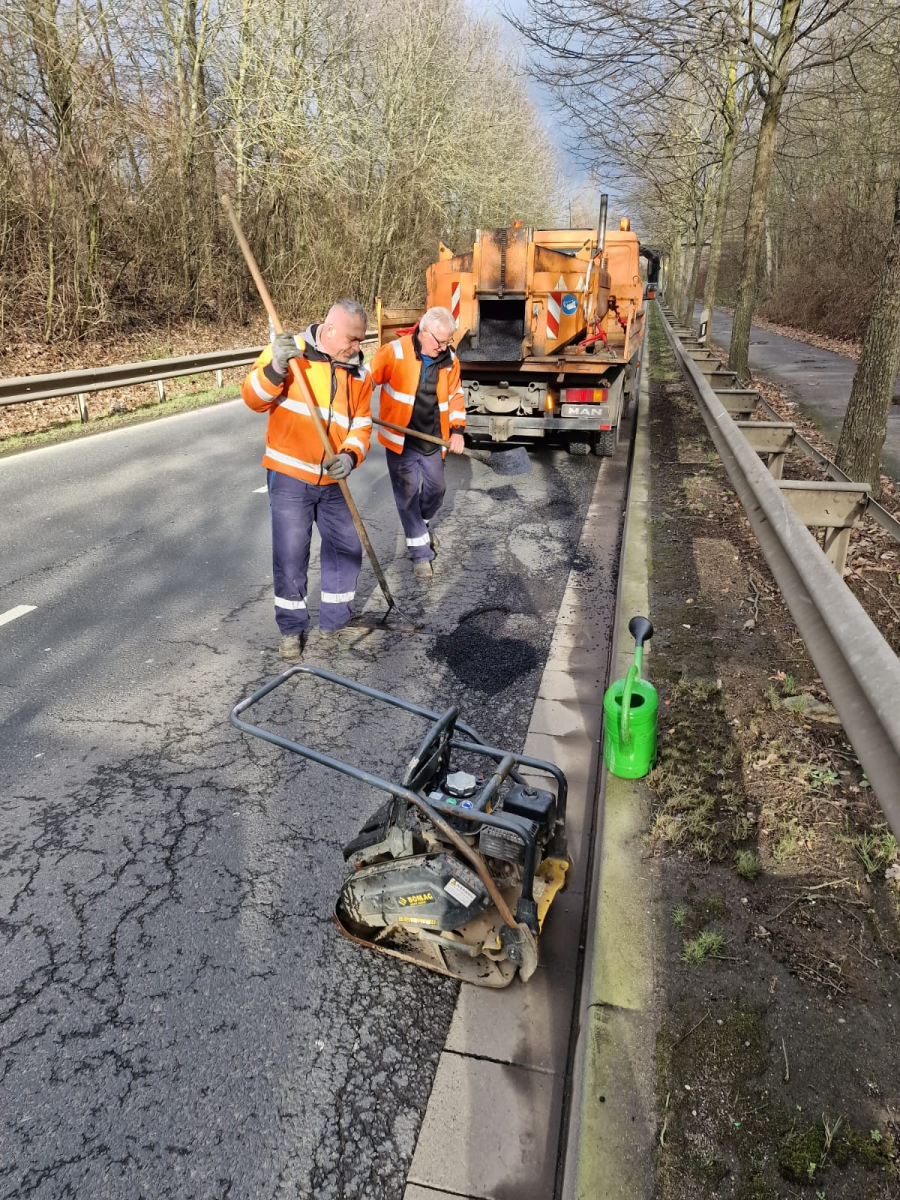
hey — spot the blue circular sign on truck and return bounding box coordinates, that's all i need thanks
[561,293,578,315]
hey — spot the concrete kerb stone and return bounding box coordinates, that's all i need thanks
[408,1053,564,1199]
[559,356,660,1199]
[405,416,630,1200]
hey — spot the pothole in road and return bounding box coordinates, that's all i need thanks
[429,605,540,695]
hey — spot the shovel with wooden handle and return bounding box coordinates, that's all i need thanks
[372,417,532,475]
[221,194,416,631]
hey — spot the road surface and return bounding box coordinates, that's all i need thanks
[0,399,620,1199]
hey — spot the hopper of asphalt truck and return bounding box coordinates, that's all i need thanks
[375,218,646,455]
[376,224,644,368]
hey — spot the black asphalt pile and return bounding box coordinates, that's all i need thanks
[456,317,524,363]
[487,447,531,476]
[429,605,539,695]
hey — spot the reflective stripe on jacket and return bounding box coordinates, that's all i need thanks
[369,332,465,455]
[241,330,372,485]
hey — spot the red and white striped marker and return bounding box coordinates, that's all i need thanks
[547,292,561,339]
[450,280,461,327]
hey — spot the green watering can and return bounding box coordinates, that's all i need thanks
[603,615,658,779]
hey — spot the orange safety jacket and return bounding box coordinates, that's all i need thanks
[369,331,465,455]
[241,325,373,485]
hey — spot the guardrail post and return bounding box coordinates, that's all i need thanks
[692,358,724,376]
[823,526,854,574]
[777,481,870,574]
[714,390,759,420]
[735,421,795,479]
[77,393,88,423]
[156,379,166,404]
[216,369,224,389]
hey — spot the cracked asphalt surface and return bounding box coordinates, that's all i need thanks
[0,400,616,1199]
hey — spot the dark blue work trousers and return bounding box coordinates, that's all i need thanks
[268,470,362,634]
[385,444,446,562]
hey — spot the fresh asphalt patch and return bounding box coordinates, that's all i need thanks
[429,603,541,695]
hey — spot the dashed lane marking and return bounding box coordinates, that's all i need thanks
[0,604,37,627]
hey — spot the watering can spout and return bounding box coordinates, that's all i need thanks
[628,615,653,647]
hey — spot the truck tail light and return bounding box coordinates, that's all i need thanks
[564,388,608,403]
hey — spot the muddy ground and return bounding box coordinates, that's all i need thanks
[645,310,900,1200]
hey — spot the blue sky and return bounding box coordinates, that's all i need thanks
[484,0,608,206]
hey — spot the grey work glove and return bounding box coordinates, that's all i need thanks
[270,332,300,376]
[325,453,354,480]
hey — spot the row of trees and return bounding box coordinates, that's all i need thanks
[514,0,900,492]
[0,0,561,341]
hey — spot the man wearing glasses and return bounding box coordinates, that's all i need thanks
[370,306,465,580]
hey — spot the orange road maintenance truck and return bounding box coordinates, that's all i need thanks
[377,196,646,457]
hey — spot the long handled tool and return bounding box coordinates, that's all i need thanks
[372,417,531,476]
[221,195,414,630]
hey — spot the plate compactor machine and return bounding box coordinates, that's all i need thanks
[231,665,570,987]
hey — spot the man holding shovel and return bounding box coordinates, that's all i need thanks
[241,299,373,659]
[370,306,465,580]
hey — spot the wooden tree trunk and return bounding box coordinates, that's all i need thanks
[683,173,713,326]
[729,0,801,381]
[667,229,683,312]
[701,62,741,344]
[835,180,900,497]
[679,234,695,325]
[45,168,57,341]
[728,86,785,380]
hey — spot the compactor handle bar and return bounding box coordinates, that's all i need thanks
[229,664,569,929]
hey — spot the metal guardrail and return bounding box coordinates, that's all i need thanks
[658,304,900,839]
[754,395,900,543]
[0,330,380,415]
[0,347,265,409]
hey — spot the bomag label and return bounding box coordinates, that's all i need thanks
[397,892,434,907]
[397,915,438,926]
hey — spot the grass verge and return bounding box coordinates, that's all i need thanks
[647,306,900,1200]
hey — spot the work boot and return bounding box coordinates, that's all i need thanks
[426,524,439,552]
[317,617,372,645]
[278,632,306,661]
[413,560,434,581]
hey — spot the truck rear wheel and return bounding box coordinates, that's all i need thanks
[567,438,592,456]
[594,430,616,457]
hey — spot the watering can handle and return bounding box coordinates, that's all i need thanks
[619,663,639,747]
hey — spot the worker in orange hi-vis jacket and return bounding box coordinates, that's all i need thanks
[241,299,373,661]
[369,306,465,581]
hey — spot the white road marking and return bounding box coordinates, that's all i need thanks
[0,604,37,627]
[254,485,268,493]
